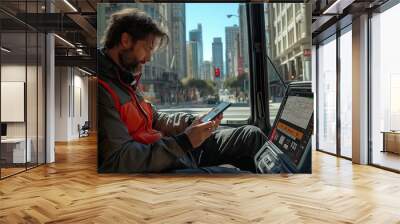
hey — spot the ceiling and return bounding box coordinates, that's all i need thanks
[1,0,394,71]
[0,0,99,72]
[311,0,390,43]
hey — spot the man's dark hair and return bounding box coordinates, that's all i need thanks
[101,8,169,50]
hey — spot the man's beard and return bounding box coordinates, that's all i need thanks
[118,49,140,74]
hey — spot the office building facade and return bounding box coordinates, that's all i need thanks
[186,41,194,79]
[212,37,224,79]
[225,25,240,78]
[264,3,312,81]
[189,24,203,79]
[201,61,213,80]
[239,4,249,74]
[167,3,187,80]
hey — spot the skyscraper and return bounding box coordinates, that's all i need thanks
[225,25,240,78]
[201,61,213,80]
[238,4,249,74]
[189,23,203,78]
[168,3,187,80]
[212,37,224,79]
[187,41,199,79]
[197,24,203,66]
[186,42,193,79]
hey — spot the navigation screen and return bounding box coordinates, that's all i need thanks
[281,96,313,129]
[270,95,313,166]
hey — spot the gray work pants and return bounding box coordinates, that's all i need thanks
[173,125,268,174]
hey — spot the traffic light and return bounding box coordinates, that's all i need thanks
[214,67,220,78]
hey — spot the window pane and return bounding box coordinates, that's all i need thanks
[1,30,28,177]
[98,3,251,124]
[339,29,352,158]
[1,1,47,178]
[371,4,400,171]
[264,3,312,124]
[317,36,337,154]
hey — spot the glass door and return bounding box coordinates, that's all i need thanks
[317,35,337,155]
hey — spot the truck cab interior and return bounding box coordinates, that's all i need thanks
[220,4,313,173]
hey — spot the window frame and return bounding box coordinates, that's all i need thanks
[314,17,353,160]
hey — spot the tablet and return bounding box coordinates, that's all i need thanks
[201,102,231,123]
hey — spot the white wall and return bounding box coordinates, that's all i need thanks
[1,65,26,126]
[54,67,89,141]
[1,65,26,81]
[1,65,26,140]
[55,67,69,141]
[1,65,38,138]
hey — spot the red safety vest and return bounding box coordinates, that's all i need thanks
[98,78,162,144]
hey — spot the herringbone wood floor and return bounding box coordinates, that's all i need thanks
[1,134,400,224]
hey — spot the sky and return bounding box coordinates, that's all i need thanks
[185,3,239,62]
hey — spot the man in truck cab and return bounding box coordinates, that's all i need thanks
[98,8,267,173]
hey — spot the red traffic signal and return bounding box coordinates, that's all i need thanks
[214,67,220,77]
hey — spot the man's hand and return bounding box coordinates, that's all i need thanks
[214,113,223,126]
[184,113,223,148]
